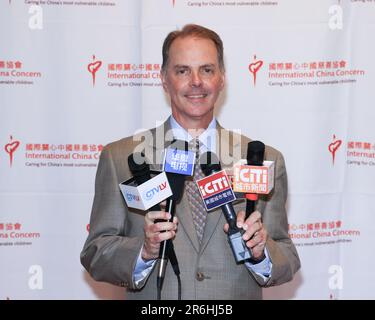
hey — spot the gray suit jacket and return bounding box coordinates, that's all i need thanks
[80,118,300,299]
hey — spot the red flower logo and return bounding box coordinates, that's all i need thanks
[87,55,102,87]
[328,134,342,165]
[4,135,20,167]
[248,55,263,86]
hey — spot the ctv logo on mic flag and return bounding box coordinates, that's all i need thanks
[232,160,275,194]
[196,170,236,211]
[163,148,195,176]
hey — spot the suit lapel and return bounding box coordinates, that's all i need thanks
[177,190,201,252]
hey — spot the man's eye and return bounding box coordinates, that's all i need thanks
[203,68,214,74]
[177,69,187,75]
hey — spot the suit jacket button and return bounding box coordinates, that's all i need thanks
[196,272,205,281]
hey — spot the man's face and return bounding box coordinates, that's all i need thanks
[161,36,225,126]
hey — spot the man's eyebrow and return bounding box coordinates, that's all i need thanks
[200,64,216,68]
[173,64,190,69]
[173,63,216,69]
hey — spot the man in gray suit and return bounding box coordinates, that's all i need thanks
[81,24,300,299]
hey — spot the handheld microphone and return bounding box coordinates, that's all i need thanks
[127,153,180,281]
[157,140,187,292]
[127,152,161,211]
[200,151,252,263]
[245,141,265,219]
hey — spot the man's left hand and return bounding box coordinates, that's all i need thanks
[224,210,268,261]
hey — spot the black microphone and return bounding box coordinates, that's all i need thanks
[200,151,252,263]
[128,152,160,211]
[245,141,265,219]
[127,153,180,279]
[157,140,187,292]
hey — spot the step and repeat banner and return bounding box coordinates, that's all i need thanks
[1,0,374,299]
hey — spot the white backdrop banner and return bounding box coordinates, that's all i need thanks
[1,0,374,299]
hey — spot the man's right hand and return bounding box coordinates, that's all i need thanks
[142,211,178,261]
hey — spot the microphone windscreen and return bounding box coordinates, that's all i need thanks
[200,151,221,176]
[128,152,150,185]
[246,141,265,166]
[128,153,162,211]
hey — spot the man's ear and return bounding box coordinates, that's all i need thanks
[160,71,169,93]
[220,71,226,91]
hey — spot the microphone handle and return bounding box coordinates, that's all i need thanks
[222,202,252,263]
[245,200,255,220]
[152,198,179,273]
[221,202,240,235]
[150,203,161,211]
[157,197,174,282]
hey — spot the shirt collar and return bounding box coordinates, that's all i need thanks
[169,115,217,153]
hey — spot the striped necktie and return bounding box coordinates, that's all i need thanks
[185,138,208,244]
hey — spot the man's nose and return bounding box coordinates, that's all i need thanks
[190,71,202,87]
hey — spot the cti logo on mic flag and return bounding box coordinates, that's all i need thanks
[232,161,275,194]
[4,135,20,167]
[248,55,263,86]
[196,170,236,211]
[87,55,102,87]
[328,134,342,165]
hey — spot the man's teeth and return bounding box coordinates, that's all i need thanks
[186,94,206,98]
